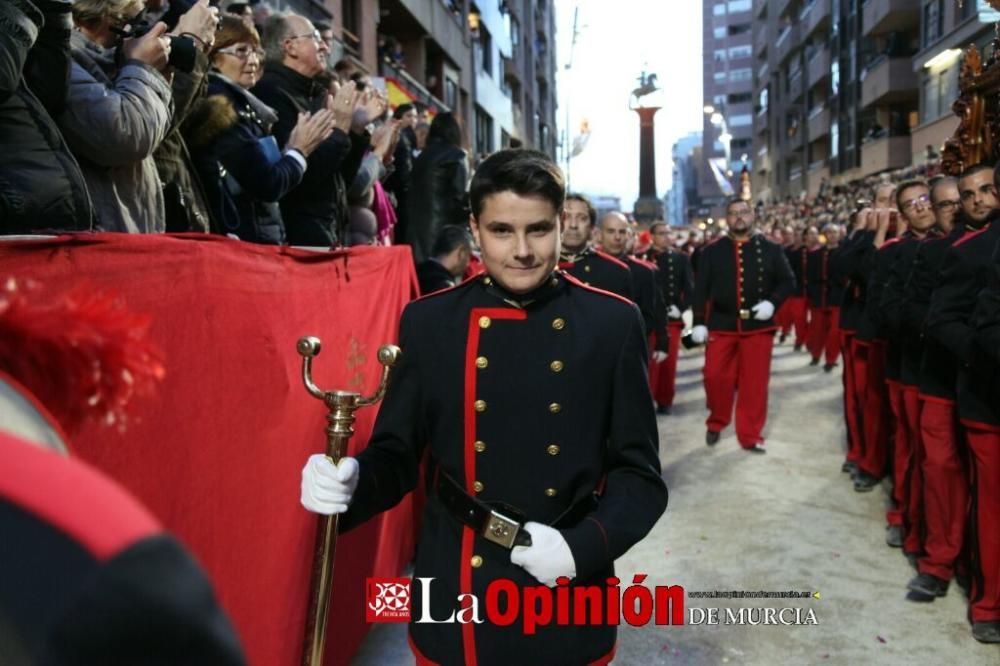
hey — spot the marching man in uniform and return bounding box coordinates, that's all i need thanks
[691,198,795,453]
[558,194,634,299]
[300,149,668,665]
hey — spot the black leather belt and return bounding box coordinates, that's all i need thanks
[435,471,600,550]
[436,471,532,549]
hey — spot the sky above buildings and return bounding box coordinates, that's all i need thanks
[555,0,704,210]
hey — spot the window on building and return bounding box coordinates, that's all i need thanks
[729,45,752,60]
[477,23,493,77]
[831,60,840,96]
[510,16,520,57]
[714,26,727,39]
[830,121,839,157]
[714,71,727,83]
[715,49,727,62]
[922,1,944,48]
[921,65,959,123]
[728,0,751,11]
[729,23,751,36]
[729,68,752,82]
[962,0,978,19]
[729,114,753,127]
[475,107,494,155]
[759,87,769,114]
[713,3,726,16]
[729,92,752,104]
[341,0,361,56]
[714,94,727,106]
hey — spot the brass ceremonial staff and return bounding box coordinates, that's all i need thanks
[296,336,401,666]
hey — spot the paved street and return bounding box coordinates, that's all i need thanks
[353,341,999,664]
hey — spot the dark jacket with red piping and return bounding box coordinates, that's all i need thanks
[339,272,668,666]
[926,216,1000,426]
[806,245,845,308]
[693,234,796,333]
[558,246,633,300]
[834,229,875,333]
[655,249,695,320]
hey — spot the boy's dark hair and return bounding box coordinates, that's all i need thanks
[431,225,473,258]
[565,192,596,226]
[469,149,566,219]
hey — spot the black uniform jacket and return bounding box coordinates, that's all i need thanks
[416,258,456,296]
[974,239,1000,373]
[340,272,669,666]
[857,234,909,343]
[785,246,808,298]
[0,431,245,665]
[806,245,845,308]
[558,246,633,299]
[693,234,796,334]
[926,218,1000,426]
[878,235,925,381]
[834,230,875,333]
[904,227,965,400]
[655,249,695,319]
[623,255,668,351]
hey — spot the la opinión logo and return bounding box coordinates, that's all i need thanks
[365,577,412,623]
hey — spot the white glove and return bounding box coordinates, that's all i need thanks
[667,305,682,319]
[691,325,708,345]
[510,522,576,587]
[751,300,775,321]
[300,454,359,515]
[651,350,668,363]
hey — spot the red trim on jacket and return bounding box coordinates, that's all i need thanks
[593,249,630,270]
[561,272,635,306]
[408,632,440,665]
[0,429,161,561]
[461,307,527,665]
[734,239,745,334]
[953,224,991,248]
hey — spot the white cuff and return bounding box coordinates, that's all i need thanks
[284,148,308,172]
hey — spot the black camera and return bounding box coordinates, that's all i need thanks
[113,19,197,73]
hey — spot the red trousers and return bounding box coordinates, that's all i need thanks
[651,322,684,408]
[859,340,892,480]
[806,307,841,365]
[885,381,908,528]
[783,296,808,347]
[901,386,924,553]
[842,332,863,463]
[918,397,967,582]
[776,300,791,334]
[703,331,774,447]
[964,422,1000,622]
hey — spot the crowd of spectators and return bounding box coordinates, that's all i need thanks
[1,0,465,258]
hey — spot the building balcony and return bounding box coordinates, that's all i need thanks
[801,0,831,39]
[808,105,830,139]
[788,70,804,102]
[755,111,770,136]
[861,56,918,108]
[775,23,801,65]
[806,47,830,87]
[757,62,770,84]
[862,0,919,38]
[860,135,912,174]
[754,23,769,57]
[755,0,768,18]
[775,0,794,17]
[788,165,804,193]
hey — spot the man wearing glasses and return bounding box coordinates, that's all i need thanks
[925,163,1000,643]
[252,13,376,247]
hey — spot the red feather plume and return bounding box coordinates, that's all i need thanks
[0,277,165,433]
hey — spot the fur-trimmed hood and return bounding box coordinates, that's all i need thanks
[184,71,278,149]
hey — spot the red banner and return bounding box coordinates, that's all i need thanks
[0,233,420,665]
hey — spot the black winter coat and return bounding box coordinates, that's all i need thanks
[0,0,91,231]
[403,138,469,263]
[185,73,306,245]
[251,64,366,247]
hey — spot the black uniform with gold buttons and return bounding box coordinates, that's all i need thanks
[340,272,668,666]
[654,249,695,314]
[558,246,633,299]
[693,234,796,332]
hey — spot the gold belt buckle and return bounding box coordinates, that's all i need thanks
[739,309,751,320]
[482,509,521,549]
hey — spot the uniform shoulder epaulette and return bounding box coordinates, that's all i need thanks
[561,271,634,306]
[953,224,992,248]
[629,256,657,270]
[593,250,630,270]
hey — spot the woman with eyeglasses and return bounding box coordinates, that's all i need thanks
[184,16,335,244]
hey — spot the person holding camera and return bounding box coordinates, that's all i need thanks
[183,16,335,243]
[59,0,173,233]
[691,197,795,453]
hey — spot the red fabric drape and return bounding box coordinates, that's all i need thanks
[0,233,420,666]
